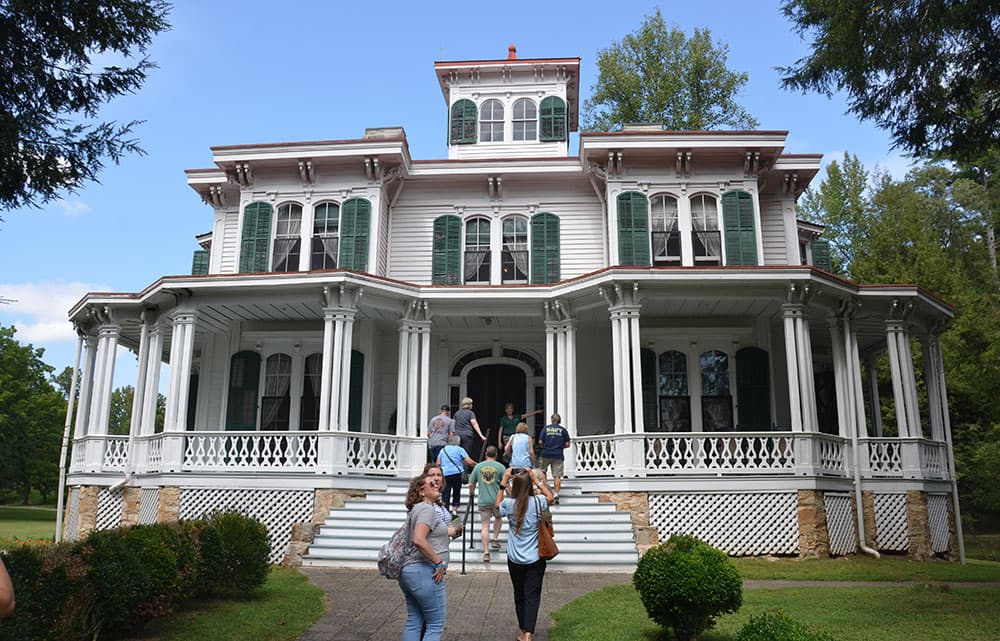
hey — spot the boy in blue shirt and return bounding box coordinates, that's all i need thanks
[537,413,570,504]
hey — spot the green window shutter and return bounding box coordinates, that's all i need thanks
[191,249,210,275]
[449,99,477,144]
[811,238,833,272]
[339,198,371,272]
[722,191,757,266]
[530,212,560,284]
[239,202,272,273]
[617,192,650,266]
[539,96,567,142]
[431,215,462,284]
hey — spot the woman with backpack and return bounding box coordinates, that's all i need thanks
[398,474,451,641]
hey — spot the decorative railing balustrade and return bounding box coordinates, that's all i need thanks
[69,431,951,482]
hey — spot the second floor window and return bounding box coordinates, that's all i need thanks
[450,99,477,144]
[464,217,491,283]
[651,194,681,266]
[539,96,567,142]
[272,203,302,272]
[691,194,721,265]
[513,98,537,141]
[480,99,504,142]
[311,202,339,270]
[501,215,528,283]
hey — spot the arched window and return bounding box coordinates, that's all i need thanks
[530,212,560,284]
[301,353,322,430]
[651,194,681,265]
[513,98,537,141]
[735,347,771,429]
[272,202,302,272]
[617,192,650,266]
[700,349,733,430]
[431,215,462,284]
[539,96,567,141]
[464,217,491,284]
[239,202,272,273]
[690,194,721,265]
[311,202,339,270]
[450,99,477,144]
[338,198,370,272]
[262,353,292,431]
[659,350,691,431]
[225,350,260,430]
[722,190,757,266]
[480,99,504,142]
[501,215,528,283]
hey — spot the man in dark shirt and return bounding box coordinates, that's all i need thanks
[537,413,571,504]
[452,396,487,462]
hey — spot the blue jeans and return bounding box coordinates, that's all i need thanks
[399,562,446,641]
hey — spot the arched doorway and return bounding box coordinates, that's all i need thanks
[466,363,526,459]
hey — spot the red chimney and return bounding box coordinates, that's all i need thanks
[508,44,517,60]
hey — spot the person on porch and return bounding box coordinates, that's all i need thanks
[498,402,543,453]
[469,445,507,562]
[505,422,536,473]
[453,397,487,461]
[437,435,476,516]
[537,414,571,505]
[426,405,453,464]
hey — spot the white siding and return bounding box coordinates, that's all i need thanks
[760,198,790,265]
[219,209,240,274]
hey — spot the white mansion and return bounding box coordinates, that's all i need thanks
[61,48,962,567]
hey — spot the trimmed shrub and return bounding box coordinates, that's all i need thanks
[208,510,271,592]
[737,611,837,641]
[1,543,93,641]
[632,534,742,641]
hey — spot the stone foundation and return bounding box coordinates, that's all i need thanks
[597,491,659,555]
[944,492,960,561]
[76,486,99,539]
[797,489,831,558]
[861,490,877,549]
[121,486,142,527]
[904,490,933,560]
[156,486,180,523]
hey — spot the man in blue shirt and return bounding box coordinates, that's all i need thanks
[537,413,570,504]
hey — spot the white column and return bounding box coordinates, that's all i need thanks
[923,336,944,441]
[800,317,818,432]
[556,323,567,416]
[899,329,922,437]
[140,324,163,436]
[866,356,883,436]
[163,317,183,431]
[609,313,625,435]
[172,312,197,431]
[545,322,556,421]
[337,312,356,431]
[318,310,335,431]
[828,318,849,438]
[782,305,803,432]
[88,324,120,437]
[885,322,910,437]
[628,309,644,433]
[419,322,431,438]
[565,320,577,437]
[329,315,346,430]
[75,336,98,437]
[128,316,152,438]
[396,321,411,435]
[618,314,634,432]
[406,322,420,437]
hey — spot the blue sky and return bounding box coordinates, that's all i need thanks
[0,0,909,386]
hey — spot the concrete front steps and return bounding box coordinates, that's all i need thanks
[303,481,639,572]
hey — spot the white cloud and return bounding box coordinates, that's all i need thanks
[58,199,91,217]
[0,280,110,343]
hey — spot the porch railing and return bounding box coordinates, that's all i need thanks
[69,430,951,481]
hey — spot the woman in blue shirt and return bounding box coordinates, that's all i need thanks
[495,468,554,641]
[503,422,535,473]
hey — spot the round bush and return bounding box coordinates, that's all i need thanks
[632,534,742,641]
[208,511,271,592]
[736,611,837,641]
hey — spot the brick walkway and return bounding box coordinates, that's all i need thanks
[298,567,632,641]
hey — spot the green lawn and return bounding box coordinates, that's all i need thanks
[550,583,1000,641]
[0,505,57,542]
[732,554,1000,582]
[130,567,325,641]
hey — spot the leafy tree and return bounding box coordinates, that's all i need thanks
[0,0,171,211]
[0,325,65,504]
[582,9,757,132]
[780,0,1000,162]
[797,152,871,277]
[107,384,166,434]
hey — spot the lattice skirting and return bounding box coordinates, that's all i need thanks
[138,488,160,525]
[179,489,314,563]
[649,492,799,556]
[874,493,908,551]
[96,488,124,531]
[926,494,950,553]
[65,487,80,541]
[824,493,857,556]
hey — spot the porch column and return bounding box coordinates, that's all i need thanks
[782,304,803,432]
[608,309,627,434]
[74,335,98,437]
[87,321,120,438]
[828,317,850,438]
[336,310,356,431]
[161,310,196,472]
[318,309,335,431]
[556,319,567,418]
[627,307,645,432]
[885,321,912,437]
[796,315,818,431]
[140,323,163,436]
[396,319,411,435]
[599,283,644,477]
[544,319,557,423]
[563,318,578,477]
[866,356,883,436]
[406,320,420,436]
[329,313,346,430]
[418,319,431,438]
[899,327,922,436]
[931,330,965,561]
[128,312,152,439]
[921,335,945,441]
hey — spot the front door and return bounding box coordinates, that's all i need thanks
[466,364,526,459]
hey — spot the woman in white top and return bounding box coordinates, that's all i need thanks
[504,422,535,472]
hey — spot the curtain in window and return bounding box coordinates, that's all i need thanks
[271,238,299,272]
[464,250,489,281]
[691,195,722,259]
